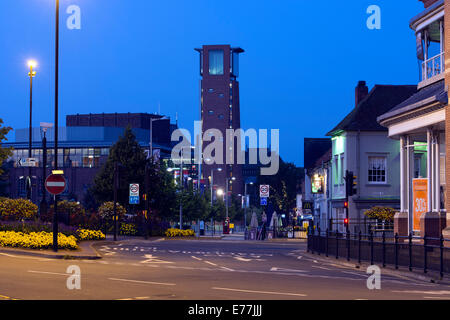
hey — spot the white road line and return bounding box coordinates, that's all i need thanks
[392,290,450,295]
[212,287,307,297]
[28,270,67,276]
[191,256,203,261]
[311,265,332,271]
[109,278,175,286]
[270,267,307,273]
[423,296,450,300]
[204,261,218,266]
[220,267,235,272]
[341,271,366,277]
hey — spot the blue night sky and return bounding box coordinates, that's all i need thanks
[0,0,424,166]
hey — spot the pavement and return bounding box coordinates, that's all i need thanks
[0,238,449,300]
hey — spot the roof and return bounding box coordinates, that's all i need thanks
[410,0,443,29]
[327,85,417,136]
[377,80,447,123]
[304,138,331,170]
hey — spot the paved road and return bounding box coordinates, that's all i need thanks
[0,239,448,300]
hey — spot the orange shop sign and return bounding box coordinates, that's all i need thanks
[412,178,427,231]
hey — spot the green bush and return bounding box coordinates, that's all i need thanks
[0,198,38,221]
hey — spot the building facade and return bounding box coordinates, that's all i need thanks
[378,0,450,239]
[327,81,417,233]
[4,113,178,205]
[195,45,245,197]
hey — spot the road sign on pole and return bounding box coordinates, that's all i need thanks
[260,185,270,198]
[260,197,268,206]
[129,183,140,205]
[45,174,66,195]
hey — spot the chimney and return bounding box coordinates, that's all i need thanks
[355,81,368,107]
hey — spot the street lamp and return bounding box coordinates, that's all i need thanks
[244,182,254,229]
[225,177,236,220]
[52,0,61,252]
[27,60,37,201]
[39,122,53,220]
[210,167,223,208]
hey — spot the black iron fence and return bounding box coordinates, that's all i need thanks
[307,228,450,279]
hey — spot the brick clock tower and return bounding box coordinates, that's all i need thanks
[195,45,244,199]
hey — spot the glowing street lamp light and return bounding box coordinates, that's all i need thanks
[26,59,37,201]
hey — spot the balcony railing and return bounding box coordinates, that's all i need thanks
[422,52,445,82]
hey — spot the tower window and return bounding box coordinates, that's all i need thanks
[208,110,214,115]
[209,50,224,75]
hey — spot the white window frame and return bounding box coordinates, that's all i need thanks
[368,156,387,185]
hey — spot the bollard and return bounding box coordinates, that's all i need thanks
[382,231,386,268]
[358,231,362,265]
[423,234,427,274]
[409,232,413,272]
[440,235,444,279]
[346,229,350,262]
[370,231,374,266]
[394,233,399,270]
[336,231,339,259]
[317,227,321,256]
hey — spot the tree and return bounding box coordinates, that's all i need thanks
[257,158,302,215]
[146,160,178,220]
[364,206,396,222]
[180,181,210,222]
[91,126,147,207]
[0,118,13,176]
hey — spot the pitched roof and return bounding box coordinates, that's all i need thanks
[327,85,417,136]
[377,80,447,123]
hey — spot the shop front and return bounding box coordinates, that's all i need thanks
[378,81,447,239]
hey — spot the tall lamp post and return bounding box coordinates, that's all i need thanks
[27,60,37,201]
[243,182,254,229]
[209,167,222,236]
[225,177,236,220]
[39,122,53,220]
[52,0,61,252]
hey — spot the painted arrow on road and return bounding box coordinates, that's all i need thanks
[140,254,173,264]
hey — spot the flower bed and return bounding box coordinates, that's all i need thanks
[76,229,106,241]
[164,228,195,238]
[0,231,78,250]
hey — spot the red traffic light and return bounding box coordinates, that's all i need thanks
[344,218,349,225]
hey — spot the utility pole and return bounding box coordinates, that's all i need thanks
[40,129,47,219]
[52,0,60,253]
[113,161,118,241]
[145,162,150,240]
[27,61,36,201]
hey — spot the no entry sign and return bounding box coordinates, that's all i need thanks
[45,174,67,195]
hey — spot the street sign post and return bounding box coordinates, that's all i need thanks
[45,174,66,195]
[260,197,268,206]
[129,183,140,205]
[260,185,270,198]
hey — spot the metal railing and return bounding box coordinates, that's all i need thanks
[422,52,444,81]
[307,228,449,278]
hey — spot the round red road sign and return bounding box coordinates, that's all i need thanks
[45,174,67,195]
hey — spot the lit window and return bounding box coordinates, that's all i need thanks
[209,50,224,75]
[208,110,214,115]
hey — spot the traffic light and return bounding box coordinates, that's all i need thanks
[344,218,349,228]
[345,171,358,196]
[344,201,348,209]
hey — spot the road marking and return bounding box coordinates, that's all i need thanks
[135,296,150,300]
[234,257,266,262]
[270,267,307,273]
[220,267,235,272]
[341,271,366,277]
[140,254,173,264]
[204,261,218,266]
[28,270,67,276]
[424,296,450,300]
[109,278,175,286]
[191,256,202,261]
[311,266,333,271]
[392,290,450,295]
[212,287,307,297]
